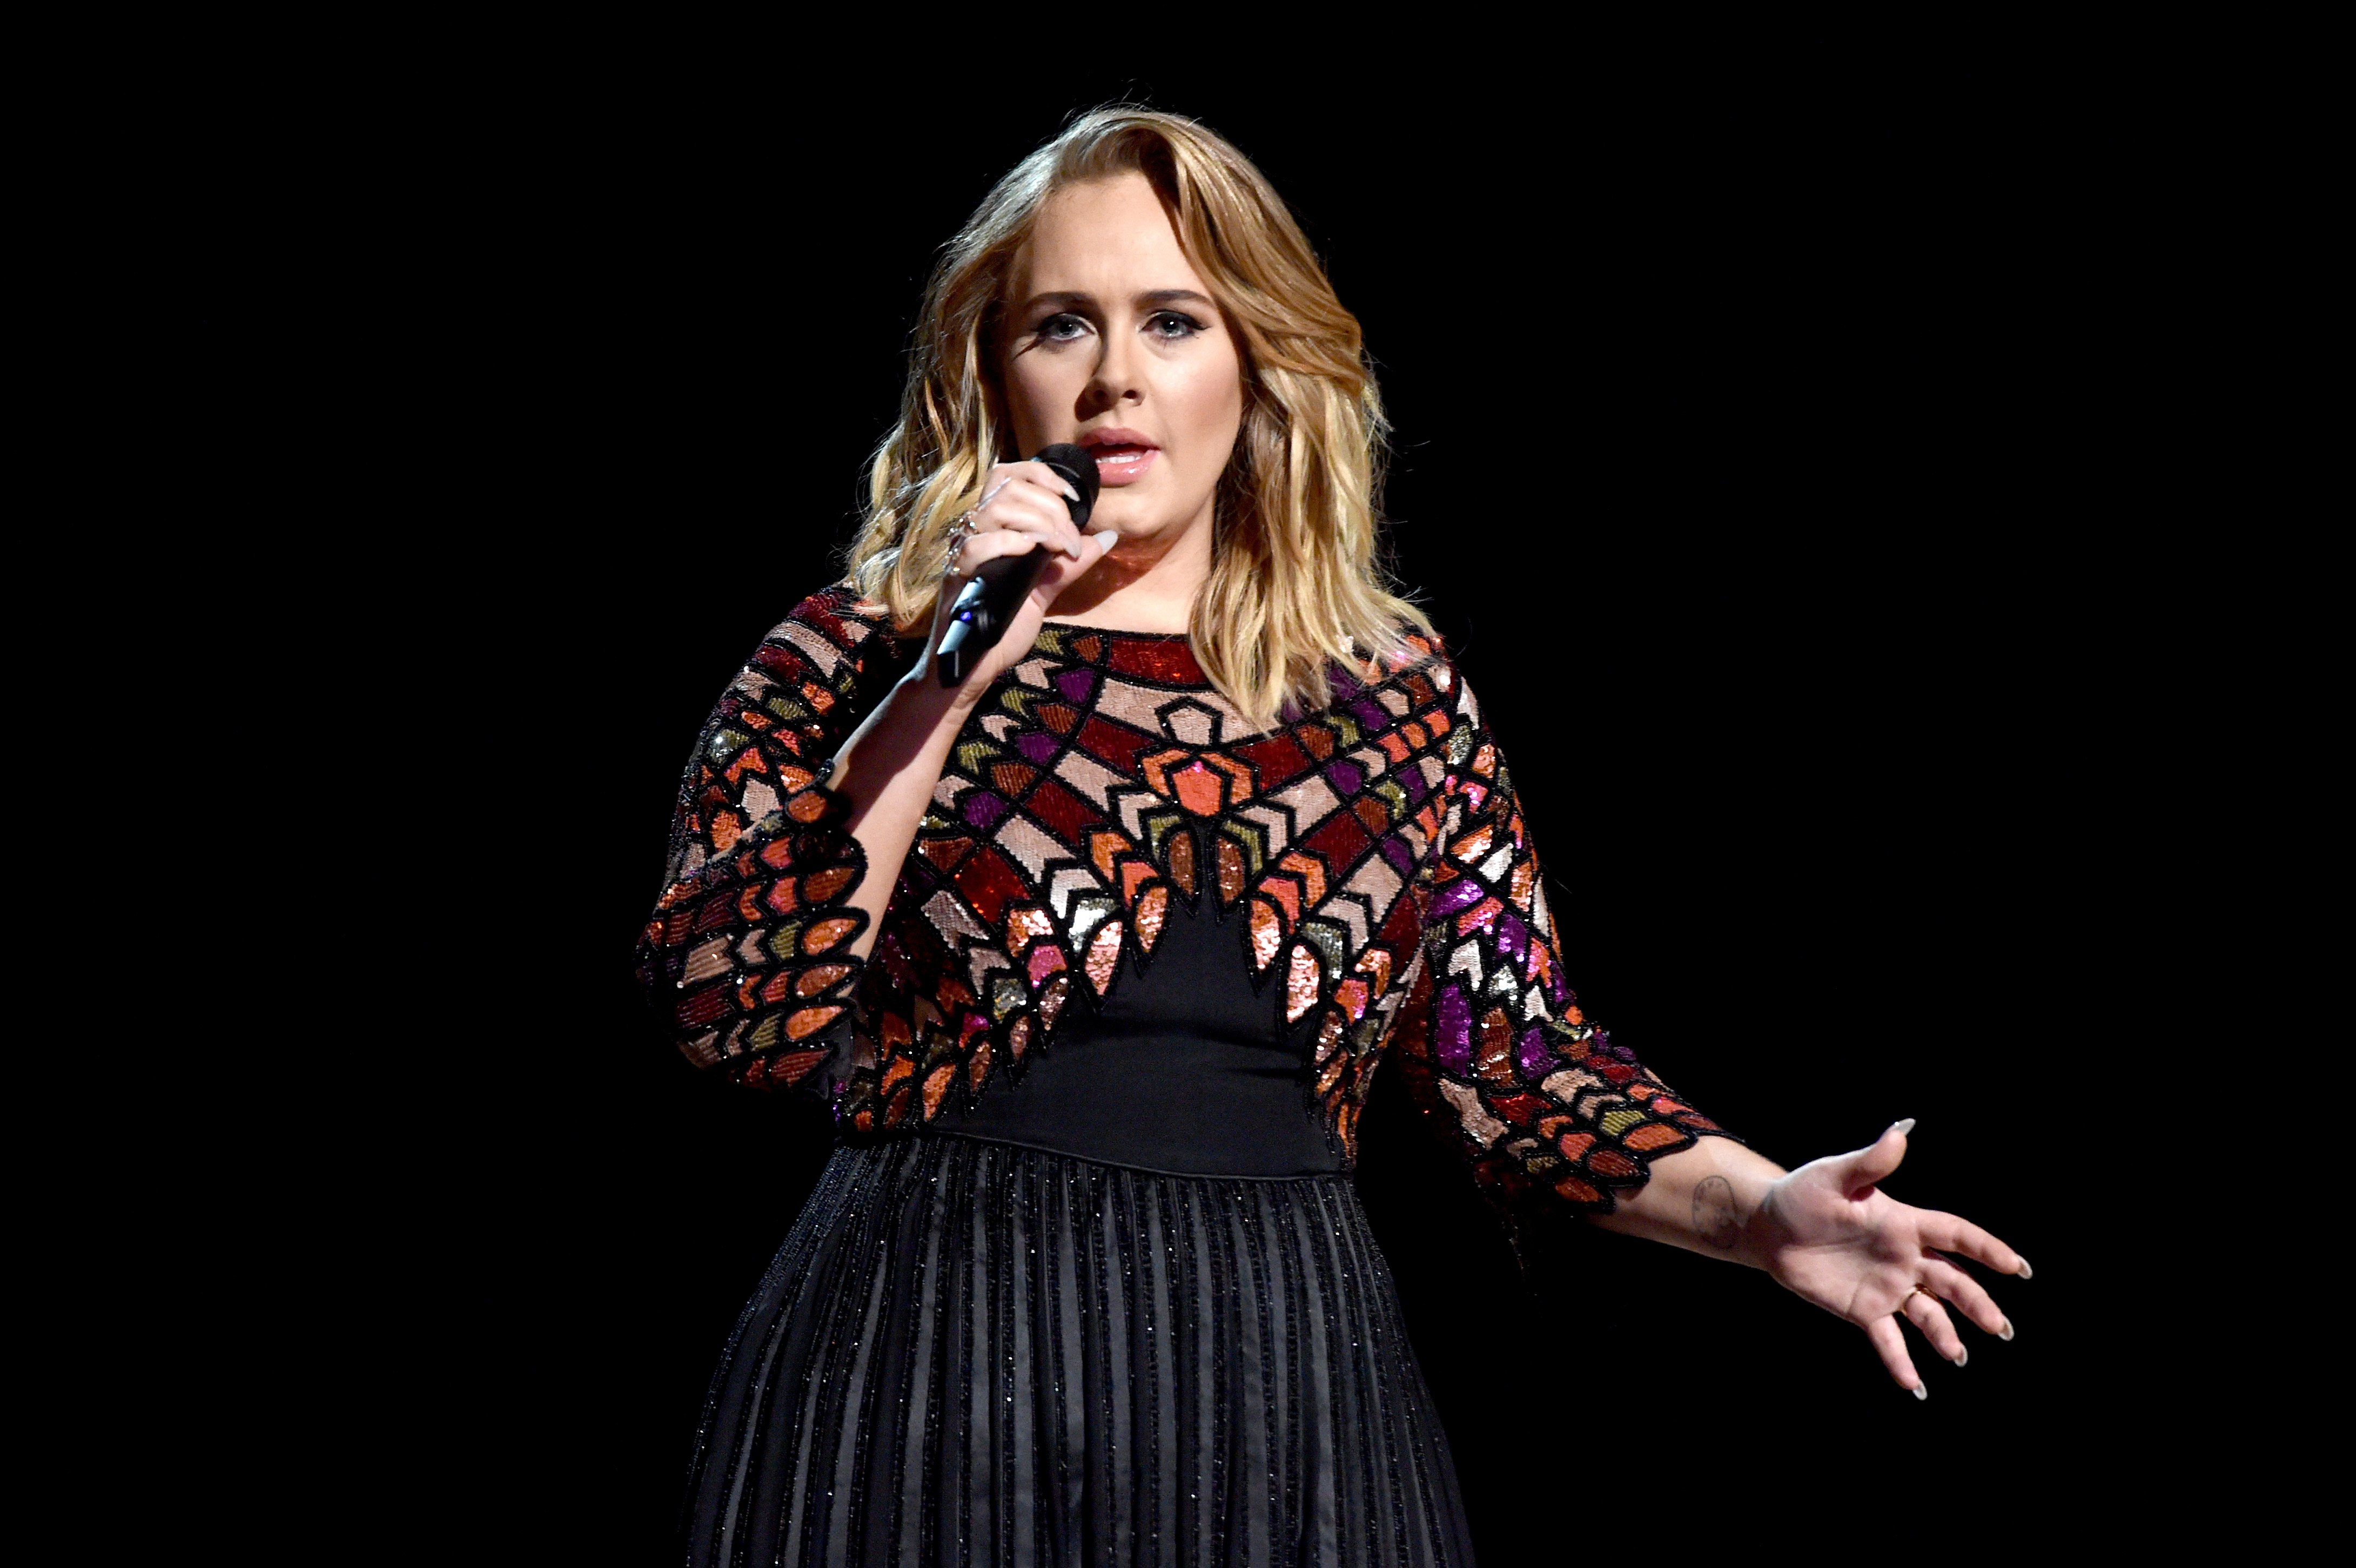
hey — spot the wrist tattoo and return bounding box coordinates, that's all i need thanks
[1693,1175,1743,1249]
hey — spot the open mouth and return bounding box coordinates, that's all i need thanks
[1079,429,1159,486]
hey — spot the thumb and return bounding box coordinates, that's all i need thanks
[1840,1118,1914,1200]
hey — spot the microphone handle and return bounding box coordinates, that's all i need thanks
[934,443,1100,688]
[934,551,1050,686]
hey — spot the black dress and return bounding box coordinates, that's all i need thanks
[683,894,1476,1566]
[641,594,1732,1566]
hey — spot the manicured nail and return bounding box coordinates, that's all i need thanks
[1890,1118,1916,1136]
[1997,1322,2015,1342]
[1911,1383,1927,1401]
[1060,480,1082,503]
[2016,1256,2033,1280]
[1951,1348,1968,1368]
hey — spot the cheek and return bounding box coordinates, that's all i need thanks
[1003,359,1061,447]
[1171,349,1245,463]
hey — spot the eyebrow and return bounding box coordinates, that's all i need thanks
[1017,288,1218,317]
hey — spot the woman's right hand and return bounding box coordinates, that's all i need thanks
[921,459,1118,699]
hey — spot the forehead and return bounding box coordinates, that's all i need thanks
[1013,172,1210,295]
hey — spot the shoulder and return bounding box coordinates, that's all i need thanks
[749,584,905,682]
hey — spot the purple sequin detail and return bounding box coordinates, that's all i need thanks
[1017,730,1058,765]
[1516,1026,1550,1081]
[1432,878,1485,917]
[1349,696,1388,731]
[1055,668,1096,703]
[963,792,1008,829]
[1495,913,1528,961]
[1381,838,1415,878]
[1433,985,1472,1074]
[1325,761,1362,796]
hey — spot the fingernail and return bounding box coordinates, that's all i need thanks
[2016,1256,2033,1280]
[1951,1348,1968,1368]
[1093,529,1118,548]
[1911,1384,1927,1401]
[1060,481,1082,503]
[1890,1118,1916,1136]
[1997,1322,2015,1342]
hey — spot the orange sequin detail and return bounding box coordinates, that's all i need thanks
[784,1004,843,1041]
[1172,761,1225,816]
[1005,906,1053,955]
[1286,944,1321,1022]
[1166,830,1196,893]
[1134,887,1169,953]
[802,916,857,952]
[1249,899,1283,970]
[794,963,853,997]
[1085,922,1124,993]
[1216,837,1246,905]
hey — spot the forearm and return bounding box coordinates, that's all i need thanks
[1588,1136,1790,1268]
[825,668,975,964]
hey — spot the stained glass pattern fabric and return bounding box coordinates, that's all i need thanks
[638,586,1730,1214]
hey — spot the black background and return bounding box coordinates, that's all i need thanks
[284,62,2165,1561]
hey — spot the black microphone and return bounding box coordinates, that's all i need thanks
[935,443,1102,686]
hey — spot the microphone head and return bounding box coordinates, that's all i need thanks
[1033,443,1102,529]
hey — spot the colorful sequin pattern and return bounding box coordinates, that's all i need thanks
[639,587,1729,1213]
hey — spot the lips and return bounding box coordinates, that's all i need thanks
[1078,428,1159,487]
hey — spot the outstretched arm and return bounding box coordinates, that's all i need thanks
[1592,1121,2032,1397]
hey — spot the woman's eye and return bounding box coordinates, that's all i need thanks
[1037,313,1089,342]
[1148,312,1204,340]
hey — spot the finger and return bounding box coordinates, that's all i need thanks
[978,481,1087,558]
[1920,1255,2013,1341]
[1899,1289,1969,1367]
[1838,1117,1914,1200]
[1918,1209,2031,1280]
[1031,529,1120,601]
[952,527,1059,577]
[1012,457,1085,509]
[1864,1314,1927,1399]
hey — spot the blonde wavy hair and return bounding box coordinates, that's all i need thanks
[844,106,1428,729]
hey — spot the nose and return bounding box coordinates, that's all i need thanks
[1079,326,1144,419]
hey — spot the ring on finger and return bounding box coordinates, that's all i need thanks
[1897,1284,1936,1316]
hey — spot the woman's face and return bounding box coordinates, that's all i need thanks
[999,172,1245,549]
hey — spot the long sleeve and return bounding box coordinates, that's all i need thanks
[634,587,909,1102]
[1390,669,1733,1215]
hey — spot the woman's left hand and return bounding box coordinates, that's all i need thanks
[1756,1121,2030,1396]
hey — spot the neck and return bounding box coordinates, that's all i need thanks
[1043,502,1213,634]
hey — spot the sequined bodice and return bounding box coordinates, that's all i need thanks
[639,588,1728,1214]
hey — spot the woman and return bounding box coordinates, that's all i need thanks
[639,109,2029,1566]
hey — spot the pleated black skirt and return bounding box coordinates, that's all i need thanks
[683,1134,1475,1567]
